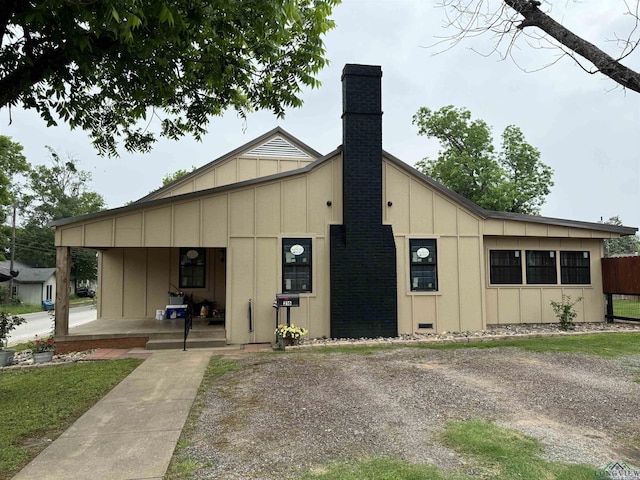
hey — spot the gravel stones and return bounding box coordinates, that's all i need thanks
[0,350,94,369]
[182,330,640,479]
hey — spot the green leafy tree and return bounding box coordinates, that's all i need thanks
[22,147,105,227]
[162,167,196,187]
[603,216,640,257]
[17,148,106,282]
[413,105,553,214]
[1,0,339,156]
[0,136,30,260]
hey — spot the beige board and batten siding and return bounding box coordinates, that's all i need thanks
[225,156,340,344]
[483,218,615,325]
[146,133,317,200]
[56,155,342,345]
[383,159,486,335]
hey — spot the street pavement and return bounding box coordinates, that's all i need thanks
[6,304,97,345]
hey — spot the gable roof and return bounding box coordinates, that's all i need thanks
[50,138,637,237]
[0,261,55,283]
[136,127,322,203]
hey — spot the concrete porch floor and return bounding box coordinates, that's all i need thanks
[65,316,225,338]
[54,316,227,352]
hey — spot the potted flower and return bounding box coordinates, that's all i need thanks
[0,312,26,367]
[274,324,308,349]
[28,334,55,364]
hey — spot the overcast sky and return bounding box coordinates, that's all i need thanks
[2,0,639,229]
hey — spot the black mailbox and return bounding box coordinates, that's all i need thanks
[276,293,300,308]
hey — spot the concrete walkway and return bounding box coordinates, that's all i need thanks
[12,349,214,480]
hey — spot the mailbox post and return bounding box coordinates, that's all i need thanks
[275,293,300,327]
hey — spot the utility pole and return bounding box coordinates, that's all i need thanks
[9,203,16,301]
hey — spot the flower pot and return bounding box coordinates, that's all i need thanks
[0,350,15,367]
[32,351,54,364]
[282,336,299,347]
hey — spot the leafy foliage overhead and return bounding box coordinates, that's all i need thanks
[1,0,339,156]
[413,105,553,215]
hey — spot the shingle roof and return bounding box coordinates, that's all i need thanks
[50,141,638,237]
[0,261,55,284]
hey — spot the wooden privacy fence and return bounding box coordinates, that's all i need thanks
[601,256,640,322]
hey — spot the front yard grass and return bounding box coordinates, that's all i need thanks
[0,359,142,479]
[301,420,595,480]
[308,332,640,358]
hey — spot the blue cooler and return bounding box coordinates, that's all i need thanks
[165,304,187,319]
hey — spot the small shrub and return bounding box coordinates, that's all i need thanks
[550,295,583,331]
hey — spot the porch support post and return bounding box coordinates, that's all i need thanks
[55,246,71,336]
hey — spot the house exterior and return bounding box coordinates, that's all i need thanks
[50,64,637,345]
[0,261,56,306]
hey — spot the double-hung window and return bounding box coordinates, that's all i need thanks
[283,238,312,293]
[410,239,438,291]
[526,250,557,284]
[490,250,522,284]
[560,251,591,284]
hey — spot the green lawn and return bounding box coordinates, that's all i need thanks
[307,332,640,358]
[0,297,93,315]
[0,359,142,479]
[301,421,596,480]
[613,299,640,319]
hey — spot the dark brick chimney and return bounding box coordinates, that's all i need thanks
[330,64,398,339]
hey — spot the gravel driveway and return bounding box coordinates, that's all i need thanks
[180,346,640,479]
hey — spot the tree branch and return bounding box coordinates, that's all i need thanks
[0,46,70,107]
[504,0,640,93]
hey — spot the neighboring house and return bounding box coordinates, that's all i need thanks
[0,261,56,306]
[50,64,637,345]
[0,264,13,282]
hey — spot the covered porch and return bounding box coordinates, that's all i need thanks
[53,242,228,351]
